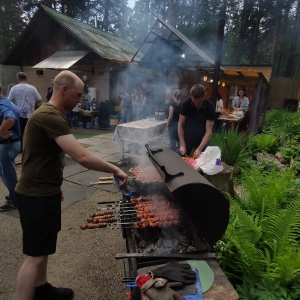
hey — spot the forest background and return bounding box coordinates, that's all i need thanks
[0,0,299,80]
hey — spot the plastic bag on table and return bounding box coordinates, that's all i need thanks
[194,146,223,175]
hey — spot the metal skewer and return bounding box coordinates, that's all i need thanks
[97,200,131,205]
[97,204,134,211]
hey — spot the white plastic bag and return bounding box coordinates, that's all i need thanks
[194,146,223,175]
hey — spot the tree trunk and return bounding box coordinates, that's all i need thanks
[249,0,263,64]
[273,0,293,76]
[248,75,263,134]
[103,0,110,32]
[168,0,174,26]
[284,0,300,77]
[212,19,225,106]
[269,3,282,78]
[235,0,251,64]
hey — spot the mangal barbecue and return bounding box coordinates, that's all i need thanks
[81,144,239,300]
[1,5,271,300]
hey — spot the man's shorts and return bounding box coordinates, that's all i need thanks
[16,192,61,256]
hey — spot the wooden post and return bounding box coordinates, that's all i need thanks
[202,164,235,196]
[248,75,263,134]
[211,19,225,106]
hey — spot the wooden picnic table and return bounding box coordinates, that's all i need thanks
[217,114,244,130]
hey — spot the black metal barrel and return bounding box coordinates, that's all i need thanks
[145,145,230,246]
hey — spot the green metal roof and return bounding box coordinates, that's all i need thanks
[41,5,141,63]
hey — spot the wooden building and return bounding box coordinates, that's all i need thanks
[1,5,142,107]
[1,5,272,133]
[132,13,272,133]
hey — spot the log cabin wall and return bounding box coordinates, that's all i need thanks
[269,77,300,108]
[14,18,68,66]
[23,60,116,105]
[23,63,112,105]
[88,61,111,102]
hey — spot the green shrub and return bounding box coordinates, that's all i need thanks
[264,109,300,138]
[210,129,246,167]
[278,144,300,163]
[215,166,300,297]
[237,277,300,300]
[247,133,278,154]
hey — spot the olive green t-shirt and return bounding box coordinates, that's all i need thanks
[16,103,71,196]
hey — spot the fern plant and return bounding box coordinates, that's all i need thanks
[237,277,298,300]
[215,166,300,297]
[247,133,278,154]
[239,166,295,211]
[278,144,300,163]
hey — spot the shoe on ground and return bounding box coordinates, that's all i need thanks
[34,283,74,300]
[0,203,18,212]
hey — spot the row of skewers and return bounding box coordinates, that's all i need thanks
[80,195,181,230]
[80,210,132,230]
[129,165,163,183]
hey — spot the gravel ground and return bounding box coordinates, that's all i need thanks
[0,160,129,300]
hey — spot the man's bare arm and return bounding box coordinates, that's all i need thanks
[0,118,15,139]
[178,115,186,147]
[55,134,127,181]
[167,106,174,127]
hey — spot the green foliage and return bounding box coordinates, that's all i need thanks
[210,129,246,167]
[247,133,278,154]
[278,144,300,164]
[264,110,300,139]
[216,165,300,297]
[237,278,296,300]
[284,179,300,199]
[2,0,300,76]
[290,160,300,175]
[0,2,28,61]
[215,109,300,297]
[239,166,295,210]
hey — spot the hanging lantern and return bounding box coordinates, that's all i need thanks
[203,76,208,81]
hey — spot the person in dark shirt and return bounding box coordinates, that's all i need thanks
[178,84,215,158]
[166,89,181,153]
[120,89,133,123]
[140,82,154,119]
[46,86,53,102]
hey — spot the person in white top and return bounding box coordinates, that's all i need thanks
[8,72,42,152]
[215,92,223,113]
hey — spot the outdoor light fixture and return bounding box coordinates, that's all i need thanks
[222,82,226,87]
[203,76,208,81]
[210,79,213,83]
[218,81,220,85]
[180,53,186,59]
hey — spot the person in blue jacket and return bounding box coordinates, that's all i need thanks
[232,88,249,115]
[0,86,21,211]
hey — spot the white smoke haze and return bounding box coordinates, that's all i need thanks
[128,0,136,9]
